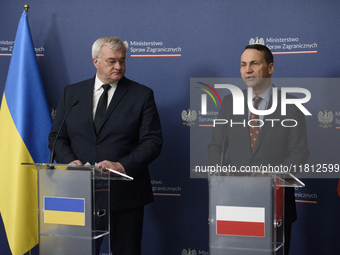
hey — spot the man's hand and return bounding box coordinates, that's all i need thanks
[69,160,83,165]
[97,160,126,174]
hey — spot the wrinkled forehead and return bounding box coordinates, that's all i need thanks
[241,48,265,62]
[100,45,126,58]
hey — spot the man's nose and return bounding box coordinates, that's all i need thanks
[245,65,253,73]
[113,62,122,69]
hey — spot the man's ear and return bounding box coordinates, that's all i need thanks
[269,62,274,75]
[93,57,99,68]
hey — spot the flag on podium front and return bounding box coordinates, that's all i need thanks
[216,206,265,237]
[0,10,52,255]
[44,197,85,226]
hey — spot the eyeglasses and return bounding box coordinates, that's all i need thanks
[102,58,127,66]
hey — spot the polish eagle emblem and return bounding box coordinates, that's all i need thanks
[51,108,57,120]
[182,109,197,126]
[249,36,265,45]
[318,110,333,128]
[182,248,197,255]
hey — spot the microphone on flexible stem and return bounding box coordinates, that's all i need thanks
[49,99,79,165]
[219,123,230,176]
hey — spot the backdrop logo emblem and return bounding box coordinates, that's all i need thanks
[182,248,197,255]
[249,36,265,45]
[318,110,333,128]
[182,109,197,126]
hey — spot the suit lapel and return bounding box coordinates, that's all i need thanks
[82,77,97,135]
[240,90,253,155]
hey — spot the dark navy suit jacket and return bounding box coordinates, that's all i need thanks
[208,88,309,223]
[48,76,163,211]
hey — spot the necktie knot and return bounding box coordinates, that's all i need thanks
[102,84,111,92]
[253,96,262,109]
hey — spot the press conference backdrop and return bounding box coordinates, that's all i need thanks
[1,1,340,254]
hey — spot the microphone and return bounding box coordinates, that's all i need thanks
[49,99,79,164]
[219,123,230,175]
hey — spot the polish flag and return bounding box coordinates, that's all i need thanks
[216,206,265,237]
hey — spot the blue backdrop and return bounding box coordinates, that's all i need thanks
[1,1,339,254]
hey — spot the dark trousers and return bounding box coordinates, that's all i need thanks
[285,223,292,255]
[110,206,145,255]
[276,223,292,255]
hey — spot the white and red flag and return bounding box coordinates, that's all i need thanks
[216,206,265,237]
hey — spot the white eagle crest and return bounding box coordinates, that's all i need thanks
[318,110,333,128]
[182,248,197,255]
[182,109,197,126]
[249,37,265,45]
[51,108,57,120]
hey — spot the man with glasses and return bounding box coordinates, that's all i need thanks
[49,36,163,254]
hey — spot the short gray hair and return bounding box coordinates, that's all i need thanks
[92,36,128,60]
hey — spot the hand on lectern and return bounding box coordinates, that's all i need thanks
[97,160,126,175]
[69,160,83,165]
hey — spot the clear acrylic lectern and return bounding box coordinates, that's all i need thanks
[209,172,304,255]
[23,163,133,255]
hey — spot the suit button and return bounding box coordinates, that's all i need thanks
[95,145,99,149]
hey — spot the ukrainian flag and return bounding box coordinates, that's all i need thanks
[0,10,52,255]
[44,197,85,226]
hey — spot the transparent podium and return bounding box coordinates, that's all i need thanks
[23,163,133,255]
[209,172,304,255]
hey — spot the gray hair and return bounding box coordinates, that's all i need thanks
[92,36,128,60]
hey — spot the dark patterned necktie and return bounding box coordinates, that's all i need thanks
[94,84,111,133]
[249,96,262,153]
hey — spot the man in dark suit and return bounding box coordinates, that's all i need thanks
[208,44,309,255]
[48,36,162,255]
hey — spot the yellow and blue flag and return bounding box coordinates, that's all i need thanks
[44,197,85,226]
[0,10,52,255]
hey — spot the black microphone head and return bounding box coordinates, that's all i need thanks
[72,99,79,105]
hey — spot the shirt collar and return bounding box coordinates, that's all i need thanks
[252,84,273,104]
[94,75,118,91]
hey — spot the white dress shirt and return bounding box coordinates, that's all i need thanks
[92,75,118,120]
[249,84,273,122]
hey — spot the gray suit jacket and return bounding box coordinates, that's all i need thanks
[208,88,309,223]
